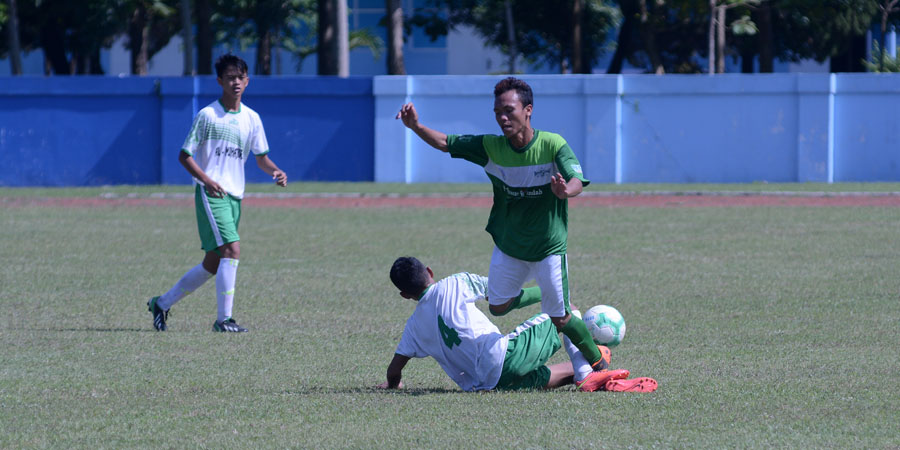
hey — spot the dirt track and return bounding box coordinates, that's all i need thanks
[4,192,900,208]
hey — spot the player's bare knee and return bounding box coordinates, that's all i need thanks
[488,298,514,316]
[551,313,571,330]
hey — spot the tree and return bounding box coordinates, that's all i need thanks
[317,0,348,75]
[214,0,313,75]
[862,38,900,71]
[386,0,406,75]
[876,0,900,71]
[707,0,759,74]
[4,0,23,75]
[608,0,707,74]
[124,0,181,75]
[415,0,619,74]
[195,0,212,74]
[180,0,193,75]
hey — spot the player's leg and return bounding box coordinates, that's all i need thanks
[494,313,561,390]
[195,186,247,332]
[148,185,223,331]
[210,194,246,332]
[562,309,611,384]
[533,254,605,369]
[487,247,541,316]
[543,362,575,389]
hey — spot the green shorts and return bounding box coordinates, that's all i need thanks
[494,313,561,391]
[195,184,241,252]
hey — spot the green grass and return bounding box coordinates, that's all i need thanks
[2,181,900,198]
[1,184,899,448]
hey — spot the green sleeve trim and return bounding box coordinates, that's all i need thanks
[180,148,193,156]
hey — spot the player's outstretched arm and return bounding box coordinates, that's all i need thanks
[255,154,287,186]
[376,353,411,389]
[396,102,449,152]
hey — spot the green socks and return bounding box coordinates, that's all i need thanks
[491,286,542,316]
[560,315,604,365]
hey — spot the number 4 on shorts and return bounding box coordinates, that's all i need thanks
[438,316,462,349]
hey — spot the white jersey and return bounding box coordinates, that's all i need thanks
[395,272,509,391]
[181,100,269,199]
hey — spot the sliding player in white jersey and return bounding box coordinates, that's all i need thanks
[377,257,657,393]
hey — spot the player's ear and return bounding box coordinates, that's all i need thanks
[426,267,434,278]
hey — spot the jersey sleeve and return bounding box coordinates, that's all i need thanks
[447,134,489,167]
[555,142,590,187]
[249,112,270,156]
[181,111,208,156]
[395,318,427,358]
[450,272,488,303]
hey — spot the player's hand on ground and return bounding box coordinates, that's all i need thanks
[396,103,419,129]
[204,180,226,198]
[272,170,287,187]
[375,381,403,389]
[550,173,570,199]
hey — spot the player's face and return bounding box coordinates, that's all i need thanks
[493,90,532,138]
[217,67,249,100]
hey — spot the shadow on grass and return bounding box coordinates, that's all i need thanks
[296,386,576,395]
[40,327,149,332]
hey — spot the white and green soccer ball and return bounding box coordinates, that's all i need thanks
[582,305,626,346]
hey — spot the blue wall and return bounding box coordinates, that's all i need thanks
[375,74,900,184]
[2,74,899,187]
[0,76,374,186]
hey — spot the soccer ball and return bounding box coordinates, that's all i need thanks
[582,305,626,346]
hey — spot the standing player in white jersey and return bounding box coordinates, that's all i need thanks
[147,54,287,333]
[396,77,614,390]
[377,257,657,393]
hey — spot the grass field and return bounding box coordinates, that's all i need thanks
[2,183,899,448]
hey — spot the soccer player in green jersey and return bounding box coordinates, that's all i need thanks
[395,77,612,389]
[376,257,660,392]
[147,54,287,333]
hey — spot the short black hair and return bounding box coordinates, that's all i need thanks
[493,77,533,108]
[390,256,429,296]
[215,54,249,78]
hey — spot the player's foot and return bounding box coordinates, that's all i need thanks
[213,317,248,333]
[577,368,629,392]
[590,345,611,370]
[147,296,168,331]
[604,377,658,393]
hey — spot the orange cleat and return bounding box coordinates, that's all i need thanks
[577,368,629,392]
[604,377,658,393]
[591,345,611,371]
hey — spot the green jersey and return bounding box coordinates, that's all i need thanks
[447,129,590,261]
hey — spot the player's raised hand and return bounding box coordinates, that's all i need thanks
[272,169,287,187]
[550,173,569,199]
[396,102,419,129]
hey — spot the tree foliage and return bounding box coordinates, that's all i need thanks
[413,0,620,73]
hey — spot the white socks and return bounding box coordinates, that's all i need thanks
[565,310,594,383]
[157,264,214,310]
[216,258,239,322]
[564,334,594,383]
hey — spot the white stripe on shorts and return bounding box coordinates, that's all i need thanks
[505,313,552,340]
[200,188,225,248]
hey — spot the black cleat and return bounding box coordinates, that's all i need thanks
[148,296,168,331]
[213,317,248,333]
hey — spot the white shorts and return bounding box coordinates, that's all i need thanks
[487,246,570,318]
